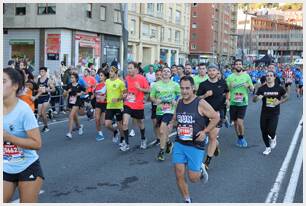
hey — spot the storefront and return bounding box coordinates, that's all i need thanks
[160,48,168,64]
[10,39,35,65]
[103,35,121,66]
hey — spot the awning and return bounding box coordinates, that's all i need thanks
[9,39,35,45]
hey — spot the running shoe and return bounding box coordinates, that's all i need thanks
[157,151,165,161]
[41,126,50,133]
[224,117,229,128]
[53,110,58,115]
[48,109,53,119]
[147,139,160,147]
[129,129,136,137]
[185,198,192,203]
[119,140,126,147]
[96,133,105,141]
[263,147,271,155]
[113,130,119,143]
[270,135,277,149]
[120,143,130,152]
[165,141,173,154]
[236,139,242,147]
[78,124,84,135]
[140,139,147,149]
[66,132,72,139]
[200,163,209,184]
[240,138,248,147]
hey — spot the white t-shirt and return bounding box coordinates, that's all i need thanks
[146,72,156,84]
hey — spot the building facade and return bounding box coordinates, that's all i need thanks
[3,3,122,73]
[189,3,238,65]
[127,3,190,67]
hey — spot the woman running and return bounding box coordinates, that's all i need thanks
[3,68,44,203]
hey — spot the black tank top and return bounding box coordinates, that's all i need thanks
[175,97,206,150]
[38,77,49,96]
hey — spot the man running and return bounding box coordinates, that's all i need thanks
[193,63,208,91]
[226,59,254,147]
[253,70,288,155]
[150,67,181,161]
[170,76,219,203]
[121,62,150,151]
[283,66,294,94]
[197,64,229,169]
[36,67,55,132]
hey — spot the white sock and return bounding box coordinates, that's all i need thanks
[98,131,103,136]
[185,197,191,203]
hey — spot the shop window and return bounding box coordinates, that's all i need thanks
[16,5,26,16]
[38,3,56,15]
[100,6,106,21]
[114,10,121,23]
[87,3,92,18]
[10,39,35,66]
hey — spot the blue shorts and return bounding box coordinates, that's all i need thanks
[172,142,205,172]
[37,95,50,104]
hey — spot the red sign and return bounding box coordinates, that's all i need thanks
[75,34,100,57]
[46,34,60,54]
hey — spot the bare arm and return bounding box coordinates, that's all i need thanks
[4,128,42,150]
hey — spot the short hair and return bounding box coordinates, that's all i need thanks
[88,63,94,68]
[198,63,206,67]
[180,75,195,86]
[128,61,138,68]
[39,66,48,71]
[234,59,243,65]
[71,73,79,81]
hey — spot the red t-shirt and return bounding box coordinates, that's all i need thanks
[124,74,149,110]
[94,82,107,104]
[84,76,96,93]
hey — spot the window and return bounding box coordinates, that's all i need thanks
[38,3,56,15]
[168,8,173,22]
[161,27,165,41]
[192,33,196,39]
[114,10,121,23]
[142,24,150,36]
[192,23,197,28]
[151,27,158,38]
[130,19,136,35]
[168,28,172,41]
[192,12,197,18]
[157,3,163,14]
[16,5,26,16]
[147,3,154,15]
[130,3,136,11]
[86,3,92,18]
[191,44,197,49]
[175,30,180,43]
[100,6,106,21]
[175,10,181,24]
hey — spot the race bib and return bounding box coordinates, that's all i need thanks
[69,95,77,104]
[96,94,106,103]
[3,142,24,163]
[39,85,46,93]
[162,103,172,113]
[177,126,193,141]
[126,93,136,103]
[266,97,275,108]
[234,93,244,103]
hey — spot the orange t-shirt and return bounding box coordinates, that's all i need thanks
[19,88,35,112]
[84,76,96,93]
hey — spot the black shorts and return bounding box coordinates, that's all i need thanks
[37,95,50,104]
[105,109,123,121]
[123,105,144,120]
[68,98,84,109]
[4,159,44,182]
[205,110,225,128]
[299,85,303,89]
[151,104,157,119]
[91,97,96,109]
[95,103,107,112]
[230,105,247,121]
[156,114,173,127]
[285,82,292,88]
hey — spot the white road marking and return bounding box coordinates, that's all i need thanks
[283,138,303,203]
[11,190,45,203]
[265,117,303,203]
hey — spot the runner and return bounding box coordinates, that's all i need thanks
[64,73,86,139]
[3,68,44,203]
[93,69,108,141]
[170,76,219,203]
[193,63,208,91]
[18,69,36,112]
[150,67,181,161]
[283,65,294,94]
[226,59,254,147]
[253,70,288,155]
[197,64,229,169]
[147,69,162,147]
[294,67,302,98]
[104,66,126,144]
[36,67,55,133]
[121,62,150,151]
[184,63,193,77]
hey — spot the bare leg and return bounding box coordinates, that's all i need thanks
[18,177,43,203]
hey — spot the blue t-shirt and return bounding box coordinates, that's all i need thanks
[3,99,39,174]
[224,70,232,79]
[171,74,180,84]
[78,74,87,88]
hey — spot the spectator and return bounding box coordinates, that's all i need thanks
[145,65,156,84]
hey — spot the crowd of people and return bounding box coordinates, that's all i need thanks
[3,57,302,203]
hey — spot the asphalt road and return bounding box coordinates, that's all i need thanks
[11,89,303,203]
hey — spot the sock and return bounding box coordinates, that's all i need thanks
[238,135,243,140]
[205,155,212,165]
[185,197,192,203]
[120,136,124,143]
[98,131,103,136]
[124,130,129,144]
[140,128,145,140]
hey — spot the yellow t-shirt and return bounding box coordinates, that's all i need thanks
[106,78,126,109]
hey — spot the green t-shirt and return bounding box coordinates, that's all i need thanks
[150,80,181,115]
[226,73,253,106]
[106,78,126,109]
[193,75,208,90]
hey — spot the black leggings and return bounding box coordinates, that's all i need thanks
[260,113,279,147]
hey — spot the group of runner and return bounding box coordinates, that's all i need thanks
[3,58,294,203]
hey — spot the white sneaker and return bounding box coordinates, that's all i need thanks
[66,133,72,139]
[200,163,209,184]
[113,136,119,143]
[129,129,135,137]
[270,135,277,149]
[119,140,126,147]
[53,111,58,115]
[140,139,147,149]
[120,144,130,152]
[112,122,117,128]
[263,147,272,155]
[78,125,84,135]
